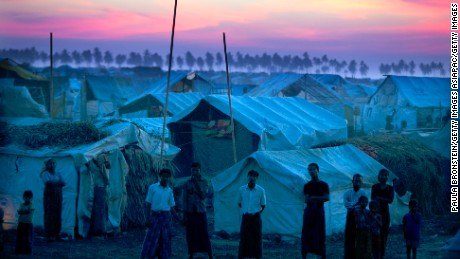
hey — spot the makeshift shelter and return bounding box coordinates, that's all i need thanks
[246,73,354,131]
[0,120,179,237]
[168,95,347,176]
[0,79,48,118]
[119,92,204,118]
[145,71,214,94]
[211,144,409,237]
[363,75,449,133]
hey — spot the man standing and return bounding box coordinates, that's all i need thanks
[238,170,266,259]
[141,168,176,259]
[343,174,367,259]
[182,162,213,259]
[87,153,111,238]
[371,169,394,258]
[301,163,329,259]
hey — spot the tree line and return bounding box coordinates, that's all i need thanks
[0,47,446,77]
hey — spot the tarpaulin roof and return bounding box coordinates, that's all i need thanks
[119,92,204,116]
[211,144,408,236]
[309,74,377,100]
[378,75,450,108]
[85,76,132,103]
[0,58,46,81]
[245,73,345,105]
[169,95,347,150]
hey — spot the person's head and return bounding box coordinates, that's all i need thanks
[159,168,172,187]
[409,199,418,212]
[378,169,389,184]
[191,162,201,179]
[369,200,379,212]
[23,190,33,203]
[358,195,369,209]
[352,174,363,191]
[308,163,319,180]
[247,170,259,187]
[45,159,57,172]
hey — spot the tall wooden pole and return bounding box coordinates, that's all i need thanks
[160,0,178,165]
[223,32,237,164]
[49,32,54,117]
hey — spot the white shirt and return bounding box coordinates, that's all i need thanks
[146,183,175,211]
[343,189,367,210]
[238,184,266,214]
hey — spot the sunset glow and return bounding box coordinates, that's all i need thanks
[0,0,449,64]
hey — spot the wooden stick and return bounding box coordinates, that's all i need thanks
[160,0,178,166]
[223,32,237,164]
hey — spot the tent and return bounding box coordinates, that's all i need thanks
[211,144,409,237]
[245,73,355,132]
[363,75,449,133]
[119,92,204,118]
[168,95,347,176]
[0,79,48,118]
[0,121,180,237]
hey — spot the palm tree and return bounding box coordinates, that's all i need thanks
[82,49,93,67]
[115,54,127,67]
[176,56,184,70]
[215,52,223,70]
[359,61,369,77]
[302,52,313,73]
[143,50,154,67]
[93,48,103,67]
[185,51,195,70]
[103,51,114,67]
[72,50,82,67]
[205,52,214,71]
[347,59,357,78]
[60,49,72,65]
[196,57,205,71]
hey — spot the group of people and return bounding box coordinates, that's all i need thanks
[141,163,422,259]
[5,159,421,258]
[140,163,266,259]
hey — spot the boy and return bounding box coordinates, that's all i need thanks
[403,199,422,259]
[15,190,35,255]
[353,195,372,259]
[369,200,383,259]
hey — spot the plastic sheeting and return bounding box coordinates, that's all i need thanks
[0,121,180,236]
[169,95,347,151]
[211,144,409,237]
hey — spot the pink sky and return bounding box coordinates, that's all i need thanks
[0,0,450,66]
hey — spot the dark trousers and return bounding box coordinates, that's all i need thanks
[15,222,33,255]
[239,213,262,259]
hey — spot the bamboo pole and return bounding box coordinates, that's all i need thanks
[49,32,54,117]
[160,0,178,165]
[223,32,237,164]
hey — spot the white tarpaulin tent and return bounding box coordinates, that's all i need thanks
[211,144,409,237]
[0,121,180,237]
[168,95,347,175]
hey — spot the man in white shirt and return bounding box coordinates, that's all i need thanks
[343,173,367,259]
[238,170,266,259]
[141,168,176,259]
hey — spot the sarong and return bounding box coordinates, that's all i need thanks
[15,222,34,255]
[344,210,356,259]
[141,211,172,259]
[301,205,326,258]
[238,213,262,259]
[91,186,108,235]
[355,229,372,259]
[43,184,62,238]
[185,211,212,254]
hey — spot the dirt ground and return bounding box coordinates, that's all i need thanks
[1,212,459,259]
